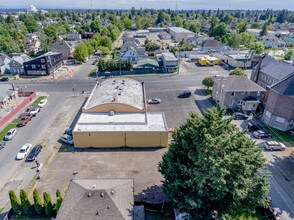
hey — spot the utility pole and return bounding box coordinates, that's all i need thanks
[119,58,121,77]
[177,51,181,75]
[217,76,224,110]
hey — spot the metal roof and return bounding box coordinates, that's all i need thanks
[137,58,159,68]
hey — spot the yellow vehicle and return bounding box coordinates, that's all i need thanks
[198,56,220,66]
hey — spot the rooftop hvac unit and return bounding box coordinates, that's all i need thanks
[109,111,115,116]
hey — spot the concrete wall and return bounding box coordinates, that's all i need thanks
[73,131,169,148]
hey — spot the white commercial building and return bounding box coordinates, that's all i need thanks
[168,27,195,41]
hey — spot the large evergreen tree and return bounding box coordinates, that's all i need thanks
[20,189,31,216]
[33,189,43,215]
[43,192,54,217]
[9,190,22,215]
[158,108,270,218]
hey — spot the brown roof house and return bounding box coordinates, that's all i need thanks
[262,73,294,131]
[56,179,134,220]
[212,76,266,113]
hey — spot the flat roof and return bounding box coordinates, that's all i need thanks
[168,27,194,34]
[84,78,145,111]
[162,52,178,61]
[73,112,168,132]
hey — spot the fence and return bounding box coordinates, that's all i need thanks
[98,69,164,77]
[0,92,36,128]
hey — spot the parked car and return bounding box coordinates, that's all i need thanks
[60,134,74,145]
[4,128,17,141]
[178,91,192,98]
[264,141,286,151]
[147,97,161,104]
[246,122,262,132]
[38,99,48,108]
[30,106,40,116]
[65,127,73,135]
[0,141,5,150]
[16,143,32,160]
[17,115,33,127]
[253,130,272,139]
[290,130,294,136]
[18,112,30,119]
[0,77,9,81]
[233,112,249,120]
[26,144,42,162]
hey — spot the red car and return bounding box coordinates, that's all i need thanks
[17,115,33,127]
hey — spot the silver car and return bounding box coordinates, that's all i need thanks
[4,128,17,141]
[264,141,286,151]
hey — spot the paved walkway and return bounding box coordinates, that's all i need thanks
[193,87,216,115]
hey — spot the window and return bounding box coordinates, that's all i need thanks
[275,116,285,124]
[41,59,45,63]
[41,65,46,69]
[257,91,260,96]
[265,110,272,118]
[32,64,36,69]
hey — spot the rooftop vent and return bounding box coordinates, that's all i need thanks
[109,111,115,116]
[88,192,92,197]
[110,190,115,195]
[118,92,122,95]
[111,98,116,102]
[100,192,104,197]
[113,80,116,82]
[115,86,119,89]
[93,185,96,189]
[122,79,125,83]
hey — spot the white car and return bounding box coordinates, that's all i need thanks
[16,143,32,160]
[264,141,286,151]
[38,99,48,108]
[60,134,74,145]
[4,128,17,141]
[147,97,161,104]
[30,106,40,116]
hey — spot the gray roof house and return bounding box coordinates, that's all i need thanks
[199,39,231,52]
[212,76,266,113]
[0,53,11,74]
[51,40,79,60]
[56,179,134,220]
[262,73,294,131]
[251,55,294,89]
[9,54,31,74]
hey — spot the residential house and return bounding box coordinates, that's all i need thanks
[262,73,294,131]
[0,53,11,75]
[168,27,195,42]
[64,33,82,41]
[56,179,134,220]
[260,35,286,48]
[251,55,294,89]
[120,47,147,63]
[81,32,95,39]
[23,52,63,76]
[51,40,79,60]
[212,76,266,113]
[9,54,31,74]
[157,52,178,73]
[223,51,253,68]
[0,84,18,109]
[158,31,171,40]
[25,32,41,54]
[187,34,212,46]
[199,39,231,52]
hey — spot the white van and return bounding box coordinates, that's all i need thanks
[264,141,286,151]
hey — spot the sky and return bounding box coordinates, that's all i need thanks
[0,0,293,10]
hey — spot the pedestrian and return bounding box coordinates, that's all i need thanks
[35,160,40,167]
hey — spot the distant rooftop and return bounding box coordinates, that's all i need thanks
[168,27,194,34]
[73,112,168,132]
[83,78,145,111]
[162,52,178,61]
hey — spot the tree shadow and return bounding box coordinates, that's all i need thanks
[134,185,170,205]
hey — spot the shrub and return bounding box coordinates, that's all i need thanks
[20,189,31,216]
[43,192,54,217]
[33,189,43,215]
[9,190,22,215]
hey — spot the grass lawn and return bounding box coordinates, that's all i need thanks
[31,96,47,106]
[0,118,20,141]
[262,126,294,146]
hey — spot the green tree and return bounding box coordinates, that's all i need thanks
[229,67,247,76]
[24,15,39,33]
[259,23,268,36]
[158,108,270,219]
[156,10,165,24]
[211,22,227,39]
[123,17,132,30]
[202,77,214,90]
[251,41,265,54]
[237,21,247,33]
[227,33,241,48]
[55,189,63,213]
[20,189,31,216]
[99,36,113,50]
[33,189,43,215]
[74,42,89,62]
[240,32,255,48]
[284,49,294,60]
[9,190,22,215]
[90,20,102,33]
[43,192,54,217]
[189,22,201,34]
